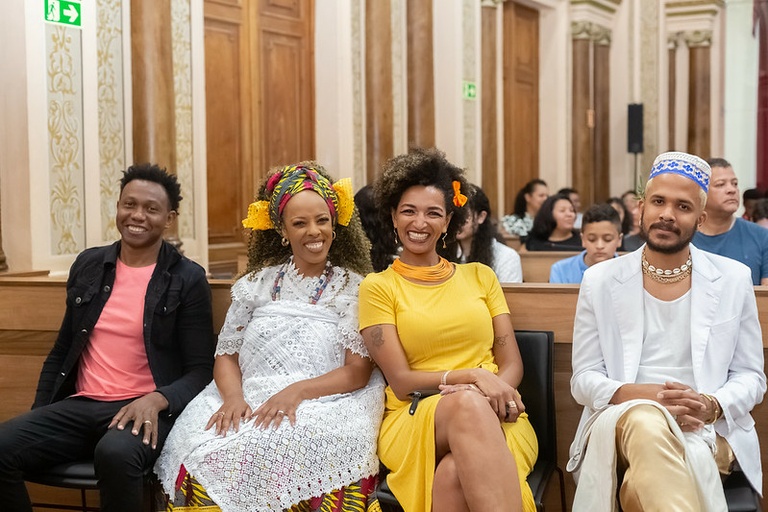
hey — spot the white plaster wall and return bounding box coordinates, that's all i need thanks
[723,0,759,189]
[0,0,32,271]
[608,0,635,195]
[538,0,570,192]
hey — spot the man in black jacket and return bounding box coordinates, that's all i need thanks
[0,163,215,511]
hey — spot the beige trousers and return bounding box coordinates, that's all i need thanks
[614,404,734,512]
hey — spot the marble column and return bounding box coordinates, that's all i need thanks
[365,0,394,182]
[685,30,711,159]
[131,0,180,248]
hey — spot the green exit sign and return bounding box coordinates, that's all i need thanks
[45,0,82,28]
[462,81,477,100]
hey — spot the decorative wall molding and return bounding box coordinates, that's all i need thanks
[668,32,680,49]
[571,0,621,30]
[172,0,195,239]
[571,20,612,46]
[351,1,364,182]
[683,29,712,48]
[665,0,722,34]
[97,0,125,242]
[47,25,85,255]
[462,0,478,174]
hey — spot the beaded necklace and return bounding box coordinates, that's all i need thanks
[641,249,692,284]
[391,256,454,282]
[271,261,334,304]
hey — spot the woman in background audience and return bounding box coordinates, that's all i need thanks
[359,148,537,512]
[448,183,522,283]
[355,184,399,271]
[525,193,583,251]
[501,179,549,240]
[608,196,643,251]
[155,163,385,511]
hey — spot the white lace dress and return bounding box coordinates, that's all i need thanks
[155,261,385,511]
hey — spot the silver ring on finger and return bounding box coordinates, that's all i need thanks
[277,410,286,415]
[507,400,517,410]
[143,420,152,426]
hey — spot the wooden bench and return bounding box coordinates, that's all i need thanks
[519,251,581,283]
[1,277,766,510]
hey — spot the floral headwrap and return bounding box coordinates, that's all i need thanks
[242,164,354,231]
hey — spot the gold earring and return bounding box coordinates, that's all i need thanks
[281,237,289,247]
[442,232,448,249]
[394,229,399,246]
[332,231,337,240]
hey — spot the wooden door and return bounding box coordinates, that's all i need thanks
[257,0,314,171]
[502,2,539,216]
[204,0,314,277]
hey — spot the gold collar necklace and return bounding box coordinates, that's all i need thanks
[391,257,454,282]
[641,249,692,284]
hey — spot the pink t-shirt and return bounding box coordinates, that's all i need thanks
[75,259,157,400]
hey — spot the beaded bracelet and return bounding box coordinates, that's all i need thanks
[441,370,451,386]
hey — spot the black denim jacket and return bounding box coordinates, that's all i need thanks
[32,241,215,419]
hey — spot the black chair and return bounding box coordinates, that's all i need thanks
[376,329,567,512]
[724,469,762,512]
[25,460,157,512]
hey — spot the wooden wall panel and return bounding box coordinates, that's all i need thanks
[503,2,539,216]
[481,5,499,216]
[258,0,314,170]
[205,20,245,245]
[204,0,255,276]
[407,0,435,150]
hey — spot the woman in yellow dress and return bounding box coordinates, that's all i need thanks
[359,148,538,512]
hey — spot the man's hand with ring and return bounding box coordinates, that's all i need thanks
[108,391,169,449]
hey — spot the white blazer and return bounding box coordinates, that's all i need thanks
[569,244,767,493]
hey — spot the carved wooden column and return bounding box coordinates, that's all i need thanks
[365,0,394,182]
[593,36,610,203]
[481,0,500,215]
[685,30,711,158]
[571,31,592,204]
[668,34,678,150]
[407,0,435,150]
[131,0,180,247]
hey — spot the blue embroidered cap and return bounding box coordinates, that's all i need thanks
[648,151,711,192]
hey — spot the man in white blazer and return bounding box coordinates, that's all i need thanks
[568,151,766,512]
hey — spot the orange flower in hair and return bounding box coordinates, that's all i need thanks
[452,181,467,207]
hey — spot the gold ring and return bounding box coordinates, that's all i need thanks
[507,401,517,409]
[216,412,225,417]
[277,410,286,414]
[143,420,152,425]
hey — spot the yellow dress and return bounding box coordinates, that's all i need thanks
[359,263,538,512]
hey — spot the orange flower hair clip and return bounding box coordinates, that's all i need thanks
[452,181,467,207]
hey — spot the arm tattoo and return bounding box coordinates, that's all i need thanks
[370,325,385,347]
[493,333,508,347]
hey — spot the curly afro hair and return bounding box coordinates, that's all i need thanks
[374,148,470,259]
[243,162,373,277]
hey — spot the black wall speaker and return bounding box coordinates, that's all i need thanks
[627,103,644,154]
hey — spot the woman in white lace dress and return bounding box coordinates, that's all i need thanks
[155,163,385,512]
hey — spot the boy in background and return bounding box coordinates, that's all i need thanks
[550,204,623,283]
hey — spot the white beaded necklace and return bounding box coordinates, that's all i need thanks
[641,249,692,284]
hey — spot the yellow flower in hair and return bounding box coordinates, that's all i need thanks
[332,177,354,227]
[242,201,274,230]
